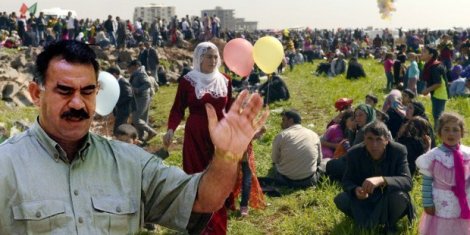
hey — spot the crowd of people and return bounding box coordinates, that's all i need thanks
[0,11,223,48]
[1,8,470,235]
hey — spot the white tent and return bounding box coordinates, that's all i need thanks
[41,7,77,19]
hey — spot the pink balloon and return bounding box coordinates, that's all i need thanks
[223,38,254,77]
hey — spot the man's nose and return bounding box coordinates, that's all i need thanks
[69,93,85,109]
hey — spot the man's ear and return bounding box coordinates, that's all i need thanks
[28,81,41,107]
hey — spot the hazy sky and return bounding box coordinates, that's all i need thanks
[2,0,469,30]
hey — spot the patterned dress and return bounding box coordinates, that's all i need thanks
[416,145,470,235]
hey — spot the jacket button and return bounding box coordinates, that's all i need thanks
[116,206,122,213]
[35,211,41,218]
[74,190,79,196]
[78,217,84,223]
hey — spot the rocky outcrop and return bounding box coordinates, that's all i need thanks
[0,40,226,107]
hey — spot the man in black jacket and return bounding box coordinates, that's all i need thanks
[334,121,414,234]
[346,57,366,79]
[258,75,290,105]
[108,67,134,136]
[104,15,116,46]
[145,42,160,80]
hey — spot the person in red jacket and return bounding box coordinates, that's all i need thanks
[163,41,233,235]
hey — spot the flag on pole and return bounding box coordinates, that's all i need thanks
[19,3,28,15]
[28,2,38,15]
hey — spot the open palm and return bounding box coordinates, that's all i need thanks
[206,90,269,159]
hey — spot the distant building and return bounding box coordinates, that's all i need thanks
[133,4,175,24]
[42,8,77,19]
[201,6,257,32]
[234,18,258,32]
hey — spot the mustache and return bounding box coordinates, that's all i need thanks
[61,108,90,120]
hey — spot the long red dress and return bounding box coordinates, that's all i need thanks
[167,74,232,234]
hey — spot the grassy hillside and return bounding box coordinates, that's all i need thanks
[1,58,469,234]
[154,59,469,235]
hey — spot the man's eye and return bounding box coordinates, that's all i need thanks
[81,89,95,95]
[57,88,73,95]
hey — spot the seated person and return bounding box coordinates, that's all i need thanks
[259,109,322,189]
[157,65,169,86]
[248,68,261,87]
[315,62,331,75]
[334,121,414,233]
[346,57,366,79]
[449,77,470,97]
[449,64,462,83]
[115,124,139,144]
[365,94,378,108]
[315,54,334,76]
[383,90,406,138]
[327,97,354,128]
[177,63,192,82]
[321,110,355,159]
[396,117,434,175]
[329,53,347,77]
[401,88,415,106]
[258,74,290,104]
[326,104,378,182]
[232,68,260,92]
[95,30,111,48]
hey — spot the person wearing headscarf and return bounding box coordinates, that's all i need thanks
[326,104,378,181]
[382,90,406,139]
[352,104,377,145]
[397,116,434,175]
[382,89,405,115]
[396,101,436,153]
[405,101,428,121]
[163,42,233,234]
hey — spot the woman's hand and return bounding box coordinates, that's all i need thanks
[162,129,174,148]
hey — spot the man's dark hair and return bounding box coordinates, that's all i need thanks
[107,66,121,76]
[364,121,391,140]
[128,60,141,68]
[115,124,138,140]
[424,45,439,60]
[281,109,301,124]
[34,40,99,86]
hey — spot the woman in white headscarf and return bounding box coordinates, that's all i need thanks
[163,41,232,234]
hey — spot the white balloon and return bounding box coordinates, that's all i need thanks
[96,71,120,116]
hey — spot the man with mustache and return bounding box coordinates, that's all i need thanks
[0,40,268,234]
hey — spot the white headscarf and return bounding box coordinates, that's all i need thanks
[185,41,228,99]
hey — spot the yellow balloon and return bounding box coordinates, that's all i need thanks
[253,36,285,74]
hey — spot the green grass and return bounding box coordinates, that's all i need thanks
[144,59,469,234]
[1,58,469,235]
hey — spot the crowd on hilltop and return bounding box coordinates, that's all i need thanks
[0,10,224,48]
[1,9,469,54]
[1,9,470,86]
